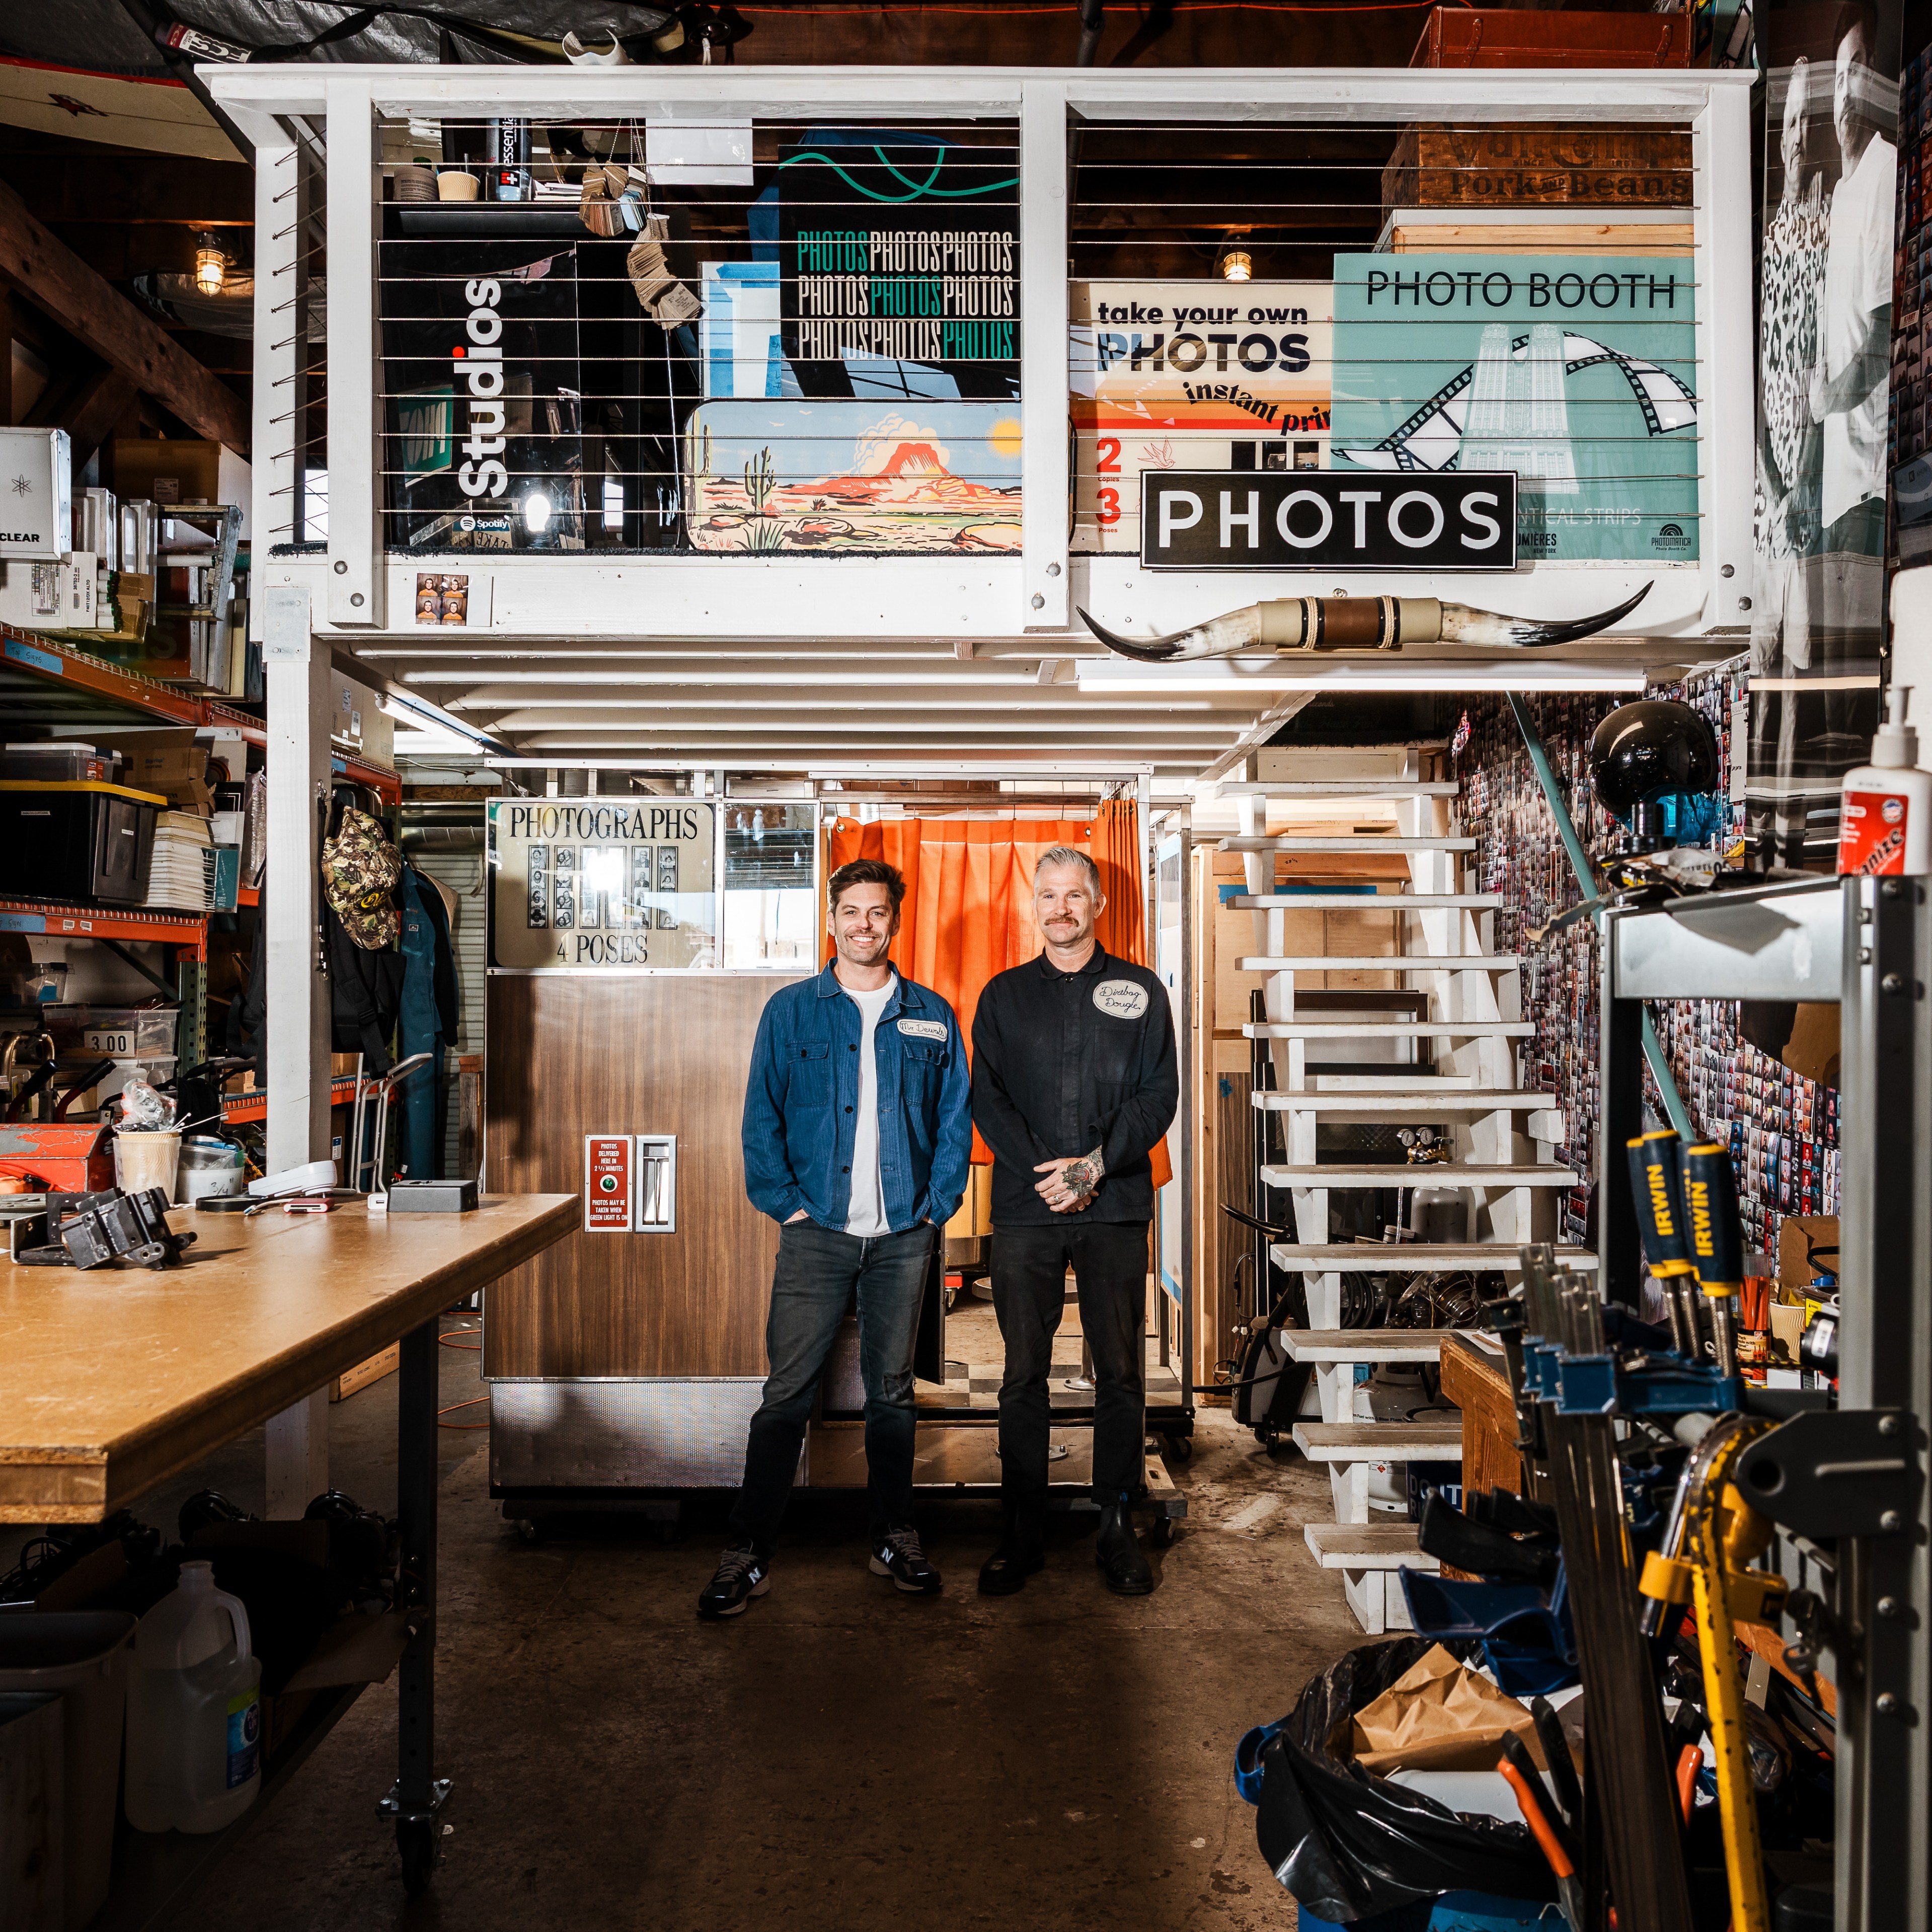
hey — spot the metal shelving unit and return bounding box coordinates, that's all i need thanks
[1601,875,1928,1932]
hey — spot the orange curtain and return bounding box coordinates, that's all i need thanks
[825,803,1171,1187]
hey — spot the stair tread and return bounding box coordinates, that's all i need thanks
[1262,1163,1578,1187]
[1270,1242,1598,1271]
[1229,894,1501,910]
[1304,1522,1443,1569]
[1215,781,1459,799]
[1245,1020,1533,1038]
[1219,835,1475,853]
[1239,956,1520,971]
[1253,1090,1558,1111]
[1294,1421,1465,1458]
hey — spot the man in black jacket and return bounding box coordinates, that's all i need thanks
[970,844,1178,1596]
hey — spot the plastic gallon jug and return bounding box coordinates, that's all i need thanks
[125,1562,263,1833]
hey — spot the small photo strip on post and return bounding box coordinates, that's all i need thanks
[416,572,470,626]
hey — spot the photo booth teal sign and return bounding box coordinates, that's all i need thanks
[1329,253,1700,565]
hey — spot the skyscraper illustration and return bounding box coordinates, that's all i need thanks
[1458,323,1579,495]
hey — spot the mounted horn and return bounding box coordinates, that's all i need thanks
[1078,581,1652,663]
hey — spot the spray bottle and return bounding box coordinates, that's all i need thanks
[1837,685,1932,876]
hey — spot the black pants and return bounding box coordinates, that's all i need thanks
[991,1220,1148,1510]
[727,1221,935,1556]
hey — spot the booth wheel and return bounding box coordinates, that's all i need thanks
[1150,1513,1177,1550]
[1256,1418,1282,1453]
[398,1817,439,1897]
[1166,1433,1193,1464]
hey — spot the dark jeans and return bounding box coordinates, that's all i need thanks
[992,1220,1148,1511]
[728,1220,935,1555]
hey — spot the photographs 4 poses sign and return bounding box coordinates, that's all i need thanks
[488,800,718,970]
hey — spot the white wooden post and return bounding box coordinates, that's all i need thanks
[1019,79,1069,632]
[262,581,335,1514]
[325,76,386,628]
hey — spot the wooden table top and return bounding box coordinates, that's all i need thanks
[0,1193,575,1524]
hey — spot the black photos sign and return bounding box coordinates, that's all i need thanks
[1139,471,1520,571]
[776,130,1019,401]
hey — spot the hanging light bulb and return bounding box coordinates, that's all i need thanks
[193,232,227,296]
[1216,246,1253,283]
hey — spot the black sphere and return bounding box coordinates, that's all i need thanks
[1587,701,1720,818]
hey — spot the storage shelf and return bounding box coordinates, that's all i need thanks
[0,895,207,956]
[221,1075,359,1124]
[1262,1163,1577,1189]
[1270,1242,1598,1273]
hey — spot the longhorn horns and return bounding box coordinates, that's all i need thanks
[1077,582,1654,663]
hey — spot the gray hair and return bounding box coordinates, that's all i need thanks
[1034,844,1102,893]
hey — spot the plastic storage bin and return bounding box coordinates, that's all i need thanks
[125,1563,262,1835]
[1,743,117,784]
[81,1008,178,1059]
[0,1610,137,1931]
[0,783,158,906]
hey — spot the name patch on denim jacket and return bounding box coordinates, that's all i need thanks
[897,1018,948,1042]
[1094,979,1149,1020]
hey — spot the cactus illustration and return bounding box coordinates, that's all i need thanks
[743,444,776,514]
[700,422,714,479]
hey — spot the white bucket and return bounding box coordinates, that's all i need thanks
[114,1129,182,1199]
[178,1135,245,1203]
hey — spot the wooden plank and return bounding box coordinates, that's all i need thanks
[0,1193,575,1522]
[1263,1164,1575,1188]
[1389,222,1693,256]
[1293,1421,1463,1460]
[1272,1242,1597,1272]
[1285,1328,1458,1362]
[0,176,247,449]
[1219,836,1475,854]
[1440,1330,1529,1502]
[329,1339,399,1402]
[1305,1522,1440,1569]
[483,974,795,1378]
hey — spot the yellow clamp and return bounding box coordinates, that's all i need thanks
[1640,1549,1694,1607]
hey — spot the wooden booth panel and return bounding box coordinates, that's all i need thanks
[484,974,801,1378]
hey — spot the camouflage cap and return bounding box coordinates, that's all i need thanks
[322,807,403,950]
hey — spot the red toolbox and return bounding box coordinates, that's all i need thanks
[0,1122,117,1195]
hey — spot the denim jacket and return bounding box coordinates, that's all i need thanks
[742,962,972,1232]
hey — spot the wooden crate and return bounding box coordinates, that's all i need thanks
[330,1341,399,1402]
[1382,124,1693,213]
[1387,222,1694,257]
[1410,8,1693,69]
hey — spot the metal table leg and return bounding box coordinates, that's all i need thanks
[377,1317,449,1894]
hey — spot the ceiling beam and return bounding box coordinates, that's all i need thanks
[0,175,248,449]
[31,364,139,471]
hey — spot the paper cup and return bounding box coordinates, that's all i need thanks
[437,171,480,202]
[114,1129,182,1199]
[394,166,436,202]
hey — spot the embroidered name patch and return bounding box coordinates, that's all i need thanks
[1094,979,1149,1020]
[897,1018,948,1042]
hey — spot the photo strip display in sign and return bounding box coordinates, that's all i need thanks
[1069,282,1331,552]
[489,800,717,970]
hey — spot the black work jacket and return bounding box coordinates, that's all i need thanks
[970,945,1178,1226]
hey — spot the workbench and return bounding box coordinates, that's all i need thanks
[0,1191,575,1918]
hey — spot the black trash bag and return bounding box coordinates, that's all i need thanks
[1246,1637,1559,1923]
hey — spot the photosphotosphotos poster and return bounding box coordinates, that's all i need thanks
[488,799,717,971]
[682,400,1021,554]
[1329,253,1700,564]
[1750,0,1898,866]
[767,128,1018,402]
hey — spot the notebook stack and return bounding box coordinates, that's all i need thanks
[144,810,213,912]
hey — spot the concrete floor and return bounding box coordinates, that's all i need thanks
[12,1316,1360,1930]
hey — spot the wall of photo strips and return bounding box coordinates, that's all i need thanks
[1455,668,1839,1258]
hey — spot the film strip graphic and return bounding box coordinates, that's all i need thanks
[1337,332,1698,474]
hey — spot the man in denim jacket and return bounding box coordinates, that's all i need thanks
[699,859,973,1618]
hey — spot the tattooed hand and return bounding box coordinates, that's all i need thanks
[1033,1147,1105,1213]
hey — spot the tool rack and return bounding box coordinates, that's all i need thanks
[1599,875,1929,1932]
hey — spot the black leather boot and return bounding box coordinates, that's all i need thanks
[1095,1498,1154,1595]
[977,1507,1045,1596]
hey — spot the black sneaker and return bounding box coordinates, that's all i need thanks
[869,1525,943,1595]
[697,1544,770,1619]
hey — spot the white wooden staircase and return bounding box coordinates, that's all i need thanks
[1215,763,1585,1634]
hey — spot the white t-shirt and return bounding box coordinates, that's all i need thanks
[1821,130,1897,528]
[843,975,897,1237]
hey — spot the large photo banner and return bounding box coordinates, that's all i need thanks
[1329,253,1701,565]
[1751,0,1900,867]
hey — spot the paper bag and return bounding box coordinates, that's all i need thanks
[1348,1643,1548,1774]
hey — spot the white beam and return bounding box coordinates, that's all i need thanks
[1077,660,1650,695]
[1021,79,1069,632]
[324,76,384,627]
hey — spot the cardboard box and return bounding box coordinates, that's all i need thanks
[1778,1215,1839,1291]
[74,729,212,805]
[110,438,221,508]
[1382,124,1692,212]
